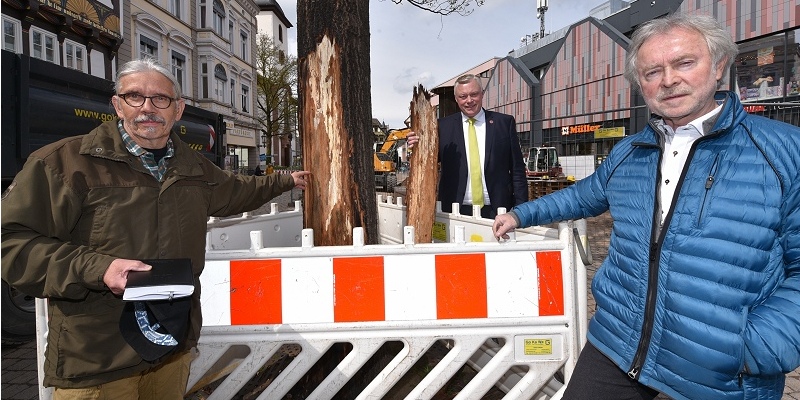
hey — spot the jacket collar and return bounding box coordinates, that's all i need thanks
[80,119,205,178]
[639,91,745,147]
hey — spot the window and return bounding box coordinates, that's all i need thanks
[3,16,21,53]
[31,28,57,63]
[199,0,207,28]
[201,62,209,98]
[171,51,186,92]
[279,25,283,43]
[214,64,227,102]
[788,29,800,97]
[241,84,249,113]
[734,33,786,101]
[240,30,248,61]
[169,0,183,20]
[230,79,236,109]
[64,40,86,72]
[228,20,234,52]
[215,78,225,102]
[213,0,225,35]
[140,35,158,59]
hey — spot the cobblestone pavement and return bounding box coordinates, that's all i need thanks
[3,199,800,399]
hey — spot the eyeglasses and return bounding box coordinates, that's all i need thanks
[118,93,176,109]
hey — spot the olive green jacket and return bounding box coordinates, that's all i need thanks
[1,119,295,388]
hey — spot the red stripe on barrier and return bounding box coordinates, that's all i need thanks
[230,259,282,325]
[435,254,487,319]
[536,251,564,316]
[334,257,386,322]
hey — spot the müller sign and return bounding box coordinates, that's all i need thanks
[563,124,602,135]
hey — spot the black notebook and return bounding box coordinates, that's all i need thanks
[123,259,195,301]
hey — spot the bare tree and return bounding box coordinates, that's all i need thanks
[255,34,298,166]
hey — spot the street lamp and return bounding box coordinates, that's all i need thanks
[260,130,268,149]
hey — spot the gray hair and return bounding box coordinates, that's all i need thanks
[115,58,183,99]
[455,73,482,88]
[624,13,739,91]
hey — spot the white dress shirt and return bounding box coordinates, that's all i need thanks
[462,109,491,206]
[658,105,722,224]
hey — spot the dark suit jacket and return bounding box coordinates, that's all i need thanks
[437,110,528,217]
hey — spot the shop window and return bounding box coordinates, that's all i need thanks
[735,33,786,101]
[787,29,800,97]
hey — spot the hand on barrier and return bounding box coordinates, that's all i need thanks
[492,213,518,241]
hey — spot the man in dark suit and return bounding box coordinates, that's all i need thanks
[411,74,527,219]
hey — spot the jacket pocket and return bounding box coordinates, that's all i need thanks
[54,300,139,379]
[696,154,720,227]
[87,204,108,248]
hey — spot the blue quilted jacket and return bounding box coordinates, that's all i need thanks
[510,92,800,400]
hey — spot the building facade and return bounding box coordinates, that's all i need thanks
[255,0,295,168]
[2,0,122,79]
[447,0,799,168]
[121,0,261,172]
[2,0,297,173]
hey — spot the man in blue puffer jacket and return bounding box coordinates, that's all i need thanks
[493,13,800,400]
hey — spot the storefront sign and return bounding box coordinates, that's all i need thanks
[743,105,767,113]
[595,127,625,139]
[563,124,602,135]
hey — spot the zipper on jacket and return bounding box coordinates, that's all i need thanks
[627,137,664,381]
[627,240,662,380]
[697,154,720,225]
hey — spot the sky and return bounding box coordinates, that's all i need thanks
[277,0,606,128]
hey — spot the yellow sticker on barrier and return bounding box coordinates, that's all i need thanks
[432,221,447,242]
[524,338,553,356]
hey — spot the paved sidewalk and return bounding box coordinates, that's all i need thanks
[4,204,800,399]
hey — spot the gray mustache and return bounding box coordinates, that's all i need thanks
[134,115,166,124]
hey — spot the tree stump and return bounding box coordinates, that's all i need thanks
[405,85,438,243]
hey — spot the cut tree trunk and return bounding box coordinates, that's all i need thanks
[297,0,377,246]
[405,85,439,243]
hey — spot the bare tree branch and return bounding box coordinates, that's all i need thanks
[386,0,485,16]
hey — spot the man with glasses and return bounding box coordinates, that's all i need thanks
[1,58,310,398]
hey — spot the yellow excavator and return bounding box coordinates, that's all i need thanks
[374,128,411,192]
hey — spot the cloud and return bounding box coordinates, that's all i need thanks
[392,68,436,94]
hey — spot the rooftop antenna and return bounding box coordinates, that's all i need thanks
[537,0,549,40]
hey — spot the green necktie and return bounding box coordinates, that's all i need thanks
[467,118,484,207]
